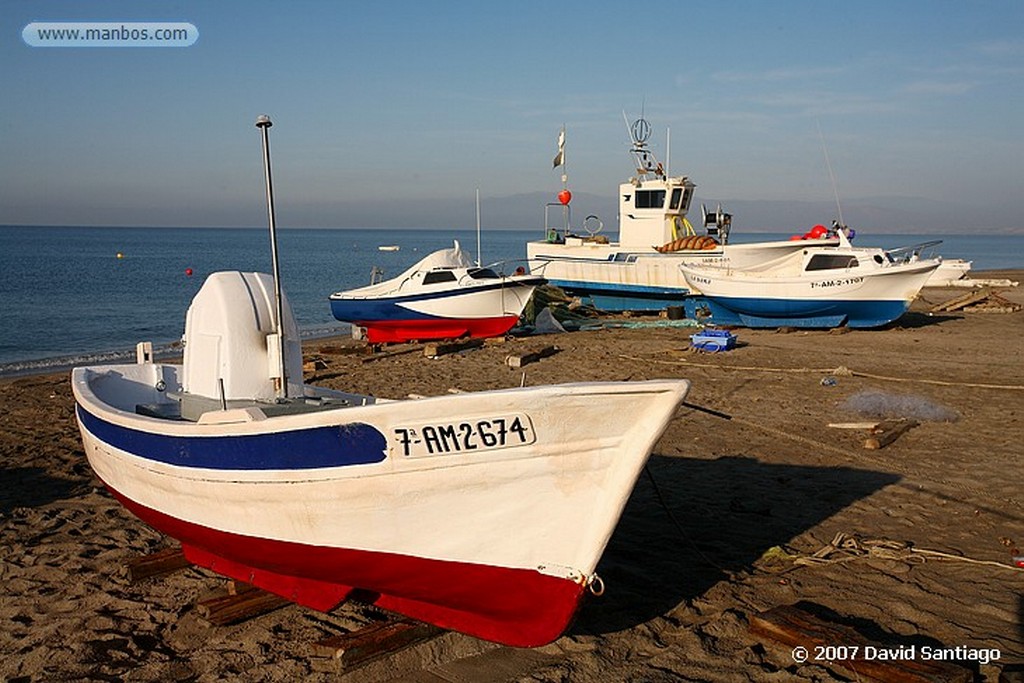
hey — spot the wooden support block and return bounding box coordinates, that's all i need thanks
[864,419,919,450]
[302,357,329,373]
[749,604,971,682]
[195,586,291,626]
[310,618,443,668]
[126,546,191,583]
[423,338,484,358]
[505,345,560,369]
[930,290,989,312]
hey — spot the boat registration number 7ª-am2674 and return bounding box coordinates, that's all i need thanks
[393,414,536,457]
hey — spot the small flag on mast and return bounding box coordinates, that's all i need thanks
[552,128,565,168]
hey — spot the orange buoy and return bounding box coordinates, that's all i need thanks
[557,189,572,205]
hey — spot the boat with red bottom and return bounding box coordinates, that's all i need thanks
[329,240,544,343]
[72,117,691,647]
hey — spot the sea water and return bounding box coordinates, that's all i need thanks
[0,225,1021,376]
[0,226,536,376]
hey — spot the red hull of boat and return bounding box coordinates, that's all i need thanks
[361,315,520,344]
[105,480,586,647]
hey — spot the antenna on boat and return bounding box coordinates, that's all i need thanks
[665,127,671,178]
[817,120,845,229]
[475,187,482,267]
[255,114,288,399]
[624,110,663,180]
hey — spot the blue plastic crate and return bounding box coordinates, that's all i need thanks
[690,328,737,352]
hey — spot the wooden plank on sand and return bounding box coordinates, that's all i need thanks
[195,585,290,626]
[930,290,990,312]
[127,546,191,583]
[423,338,484,358]
[505,345,560,368]
[749,604,971,682]
[311,618,443,668]
[864,419,919,450]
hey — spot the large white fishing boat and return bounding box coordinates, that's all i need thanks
[72,117,691,648]
[525,117,837,312]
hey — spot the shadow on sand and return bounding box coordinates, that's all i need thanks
[0,466,87,514]
[573,453,900,637]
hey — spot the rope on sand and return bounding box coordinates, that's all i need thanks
[619,354,1024,391]
[790,532,1024,573]
[629,355,1024,512]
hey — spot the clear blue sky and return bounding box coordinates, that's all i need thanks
[2,1,1022,231]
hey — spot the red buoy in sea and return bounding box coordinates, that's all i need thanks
[558,189,572,205]
[185,268,193,276]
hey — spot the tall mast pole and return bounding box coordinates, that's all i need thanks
[255,114,287,399]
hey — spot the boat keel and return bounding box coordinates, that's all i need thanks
[182,544,355,612]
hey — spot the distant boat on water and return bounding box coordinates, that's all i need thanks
[378,245,400,252]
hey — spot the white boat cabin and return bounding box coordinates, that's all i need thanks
[546,117,731,251]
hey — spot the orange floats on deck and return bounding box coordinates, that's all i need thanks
[654,234,719,253]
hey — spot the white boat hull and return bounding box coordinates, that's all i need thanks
[680,259,939,328]
[74,362,688,646]
[526,237,838,311]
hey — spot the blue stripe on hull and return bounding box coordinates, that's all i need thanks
[329,279,544,324]
[76,405,387,470]
[703,297,911,329]
[330,298,437,322]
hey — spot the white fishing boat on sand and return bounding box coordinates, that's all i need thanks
[330,240,544,343]
[679,230,940,328]
[72,116,691,647]
[525,117,837,312]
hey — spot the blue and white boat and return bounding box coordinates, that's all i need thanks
[329,241,545,343]
[678,231,941,328]
[525,117,837,312]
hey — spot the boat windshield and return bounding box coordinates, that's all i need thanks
[467,268,501,279]
[423,270,458,285]
[806,254,859,271]
[635,189,666,209]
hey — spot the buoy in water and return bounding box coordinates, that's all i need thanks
[116,252,124,259]
[185,268,193,276]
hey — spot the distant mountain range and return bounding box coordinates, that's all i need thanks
[292,191,1021,235]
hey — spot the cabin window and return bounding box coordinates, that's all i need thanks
[423,270,458,285]
[635,190,666,209]
[467,268,500,279]
[669,188,682,210]
[806,254,859,271]
[681,187,693,211]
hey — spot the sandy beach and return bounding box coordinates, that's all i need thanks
[1,272,1022,682]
